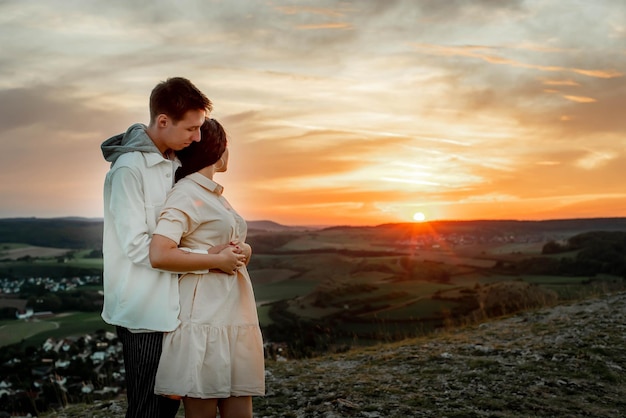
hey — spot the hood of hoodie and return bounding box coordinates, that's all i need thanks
[101,123,161,165]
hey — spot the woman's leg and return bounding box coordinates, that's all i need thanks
[182,397,219,418]
[218,396,253,418]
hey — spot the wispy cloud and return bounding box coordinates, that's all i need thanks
[542,79,580,86]
[412,43,623,79]
[563,95,597,103]
[295,23,352,30]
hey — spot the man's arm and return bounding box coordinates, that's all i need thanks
[108,167,154,267]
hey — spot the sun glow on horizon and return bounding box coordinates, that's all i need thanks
[412,212,426,222]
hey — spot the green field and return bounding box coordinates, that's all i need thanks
[0,312,113,348]
[362,298,458,321]
[0,243,30,252]
[253,278,318,304]
[0,247,103,277]
[256,305,274,326]
[0,319,58,346]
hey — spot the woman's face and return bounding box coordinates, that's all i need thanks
[217,147,229,172]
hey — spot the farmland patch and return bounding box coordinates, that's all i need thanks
[0,245,70,260]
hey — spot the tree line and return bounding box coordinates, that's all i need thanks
[496,231,626,278]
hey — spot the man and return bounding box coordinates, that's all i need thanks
[101,77,243,418]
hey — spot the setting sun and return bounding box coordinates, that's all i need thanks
[412,212,426,222]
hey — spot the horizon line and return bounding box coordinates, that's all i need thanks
[2,215,626,229]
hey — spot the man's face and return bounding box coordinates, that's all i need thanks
[162,109,206,151]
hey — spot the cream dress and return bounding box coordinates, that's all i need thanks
[153,173,265,398]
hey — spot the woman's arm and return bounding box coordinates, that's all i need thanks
[149,234,245,274]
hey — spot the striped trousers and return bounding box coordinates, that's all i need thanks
[116,327,180,418]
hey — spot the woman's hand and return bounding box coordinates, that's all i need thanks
[217,246,246,274]
[230,240,252,265]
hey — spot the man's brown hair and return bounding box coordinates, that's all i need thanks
[149,77,212,123]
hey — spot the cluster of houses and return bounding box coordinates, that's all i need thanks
[402,230,558,249]
[0,331,124,416]
[0,331,290,416]
[0,275,101,295]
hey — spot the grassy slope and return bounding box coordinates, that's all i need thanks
[0,312,114,347]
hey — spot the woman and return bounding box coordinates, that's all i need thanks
[150,118,265,418]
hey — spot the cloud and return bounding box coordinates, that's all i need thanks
[542,79,580,86]
[295,23,352,30]
[415,0,526,22]
[563,95,597,103]
[0,86,114,133]
[412,43,623,79]
[0,83,141,218]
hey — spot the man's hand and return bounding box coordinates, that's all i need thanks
[208,243,241,254]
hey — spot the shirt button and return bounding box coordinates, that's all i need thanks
[166,173,171,178]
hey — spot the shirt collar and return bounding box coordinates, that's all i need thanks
[186,172,224,195]
[145,152,181,169]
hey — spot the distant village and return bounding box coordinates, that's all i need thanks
[0,275,102,322]
[1,275,101,296]
[400,229,565,249]
[0,275,111,415]
[0,328,123,416]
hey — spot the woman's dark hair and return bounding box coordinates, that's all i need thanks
[175,118,228,182]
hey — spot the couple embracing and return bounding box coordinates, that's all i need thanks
[101,77,264,418]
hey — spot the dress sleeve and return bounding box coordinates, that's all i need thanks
[154,186,198,245]
[154,186,210,274]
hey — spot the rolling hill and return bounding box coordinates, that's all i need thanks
[2,216,625,250]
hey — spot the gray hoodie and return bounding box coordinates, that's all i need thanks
[101,123,161,165]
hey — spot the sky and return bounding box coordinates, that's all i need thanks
[1,0,625,226]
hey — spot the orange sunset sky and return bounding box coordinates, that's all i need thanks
[1,0,625,226]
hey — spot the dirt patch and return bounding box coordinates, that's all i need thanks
[0,298,28,310]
